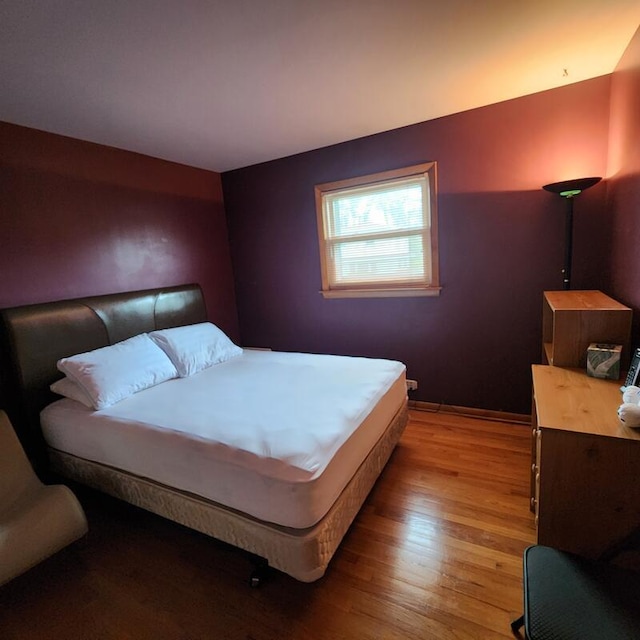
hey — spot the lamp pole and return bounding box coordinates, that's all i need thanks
[563,195,574,290]
[542,177,602,291]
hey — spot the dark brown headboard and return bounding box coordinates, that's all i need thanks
[0,284,207,469]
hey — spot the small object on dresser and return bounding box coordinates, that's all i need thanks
[617,385,640,428]
[622,347,640,390]
[586,343,622,380]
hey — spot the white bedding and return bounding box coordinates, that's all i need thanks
[41,350,406,528]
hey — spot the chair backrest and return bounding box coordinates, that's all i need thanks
[0,410,41,505]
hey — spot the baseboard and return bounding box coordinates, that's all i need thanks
[409,400,531,425]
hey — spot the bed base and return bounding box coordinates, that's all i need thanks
[49,403,408,583]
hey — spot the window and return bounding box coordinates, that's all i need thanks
[315,162,439,298]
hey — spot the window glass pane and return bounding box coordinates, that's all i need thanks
[326,178,426,239]
[315,162,438,296]
[331,235,426,285]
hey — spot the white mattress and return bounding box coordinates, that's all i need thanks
[41,350,406,528]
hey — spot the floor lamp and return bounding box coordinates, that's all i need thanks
[542,177,602,290]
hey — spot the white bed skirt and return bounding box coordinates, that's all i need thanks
[48,402,408,582]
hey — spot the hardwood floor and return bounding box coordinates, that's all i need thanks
[0,410,535,639]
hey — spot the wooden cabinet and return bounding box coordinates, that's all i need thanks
[542,290,632,367]
[531,365,640,558]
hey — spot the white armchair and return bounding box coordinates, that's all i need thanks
[0,410,88,586]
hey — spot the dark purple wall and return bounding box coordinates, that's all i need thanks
[0,122,239,338]
[608,27,640,334]
[223,78,612,415]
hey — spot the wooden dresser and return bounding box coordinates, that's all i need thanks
[531,365,640,558]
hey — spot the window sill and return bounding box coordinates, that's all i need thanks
[320,287,442,299]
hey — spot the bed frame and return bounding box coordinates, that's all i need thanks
[0,284,408,582]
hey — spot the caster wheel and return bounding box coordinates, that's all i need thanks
[248,560,271,588]
[249,571,263,588]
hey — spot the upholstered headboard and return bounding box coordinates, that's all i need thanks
[0,284,207,468]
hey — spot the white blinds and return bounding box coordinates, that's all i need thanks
[322,175,431,288]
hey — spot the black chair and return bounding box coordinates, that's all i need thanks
[511,545,640,639]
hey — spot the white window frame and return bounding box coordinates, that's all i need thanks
[315,162,440,298]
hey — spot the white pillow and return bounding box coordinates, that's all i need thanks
[149,322,242,377]
[50,377,95,409]
[57,334,178,410]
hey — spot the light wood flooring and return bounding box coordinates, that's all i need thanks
[0,410,536,639]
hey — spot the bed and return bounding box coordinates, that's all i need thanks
[0,284,408,582]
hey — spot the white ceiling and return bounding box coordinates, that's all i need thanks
[1,1,639,173]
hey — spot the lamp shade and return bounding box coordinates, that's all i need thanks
[543,177,601,198]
